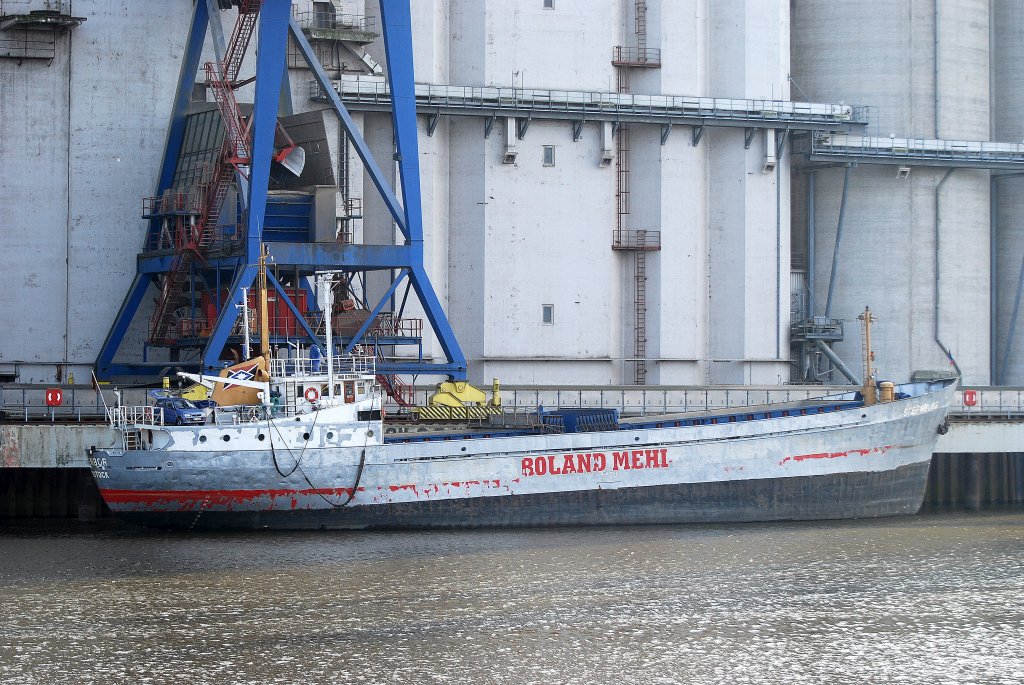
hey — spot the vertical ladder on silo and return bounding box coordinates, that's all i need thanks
[635,1,647,55]
[634,237,648,384]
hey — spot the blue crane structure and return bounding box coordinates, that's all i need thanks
[95,0,467,390]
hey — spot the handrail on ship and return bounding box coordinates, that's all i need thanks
[268,353,375,378]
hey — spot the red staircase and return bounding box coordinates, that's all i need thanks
[378,370,414,407]
[222,1,260,83]
[357,344,414,407]
[148,2,262,344]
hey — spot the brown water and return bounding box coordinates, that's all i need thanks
[1,512,1023,684]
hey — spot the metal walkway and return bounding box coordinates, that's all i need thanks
[799,133,1024,170]
[311,76,868,132]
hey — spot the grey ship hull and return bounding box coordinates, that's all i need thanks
[89,381,954,530]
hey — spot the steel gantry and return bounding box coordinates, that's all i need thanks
[96,0,467,385]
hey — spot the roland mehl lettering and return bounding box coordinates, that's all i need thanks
[521,449,669,476]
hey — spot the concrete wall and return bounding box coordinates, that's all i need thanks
[355,0,792,386]
[1,424,117,468]
[0,1,194,384]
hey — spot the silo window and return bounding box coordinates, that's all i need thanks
[543,145,556,166]
[542,304,554,324]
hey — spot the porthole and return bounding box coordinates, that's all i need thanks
[302,432,310,440]
[199,435,207,443]
[366,429,375,437]
[222,435,231,442]
[326,431,334,440]
[634,436,640,441]
[258,434,265,441]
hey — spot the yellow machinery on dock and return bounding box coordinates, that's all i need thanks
[411,379,503,421]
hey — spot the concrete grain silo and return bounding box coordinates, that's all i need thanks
[992,0,1024,384]
[356,0,792,386]
[791,0,990,385]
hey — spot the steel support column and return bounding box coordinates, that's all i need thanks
[824,164,852,318]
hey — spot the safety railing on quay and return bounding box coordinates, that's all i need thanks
[1,387,119,423]
[7,384,1021,424]
[950,388,1024,420]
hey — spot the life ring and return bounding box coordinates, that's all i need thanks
[304,387,320,403]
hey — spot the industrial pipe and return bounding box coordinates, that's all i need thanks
[991,176,997,383]
[934,168,962,377]
[814,340,861,385]
[807,171,816,319]
[824,164,852,318]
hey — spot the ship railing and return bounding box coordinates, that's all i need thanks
[269,354,376,378]
[212,404,270,425]
[108,405,164,428]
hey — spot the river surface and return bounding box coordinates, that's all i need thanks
[1,512,1022,684]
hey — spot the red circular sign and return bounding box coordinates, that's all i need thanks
[45,388,63,407]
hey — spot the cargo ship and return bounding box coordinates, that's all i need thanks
[87,350,956,530]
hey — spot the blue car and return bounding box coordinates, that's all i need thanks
[154,397,206,426]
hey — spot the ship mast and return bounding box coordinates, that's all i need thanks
[320,273,335,401]
[858,306,877,406]
[257,243,271,359]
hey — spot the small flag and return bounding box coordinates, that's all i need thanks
[223,363,258,390]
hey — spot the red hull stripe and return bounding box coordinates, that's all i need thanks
[100,487,358,506]
[779,444,897,466]
[99,480,509,507]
